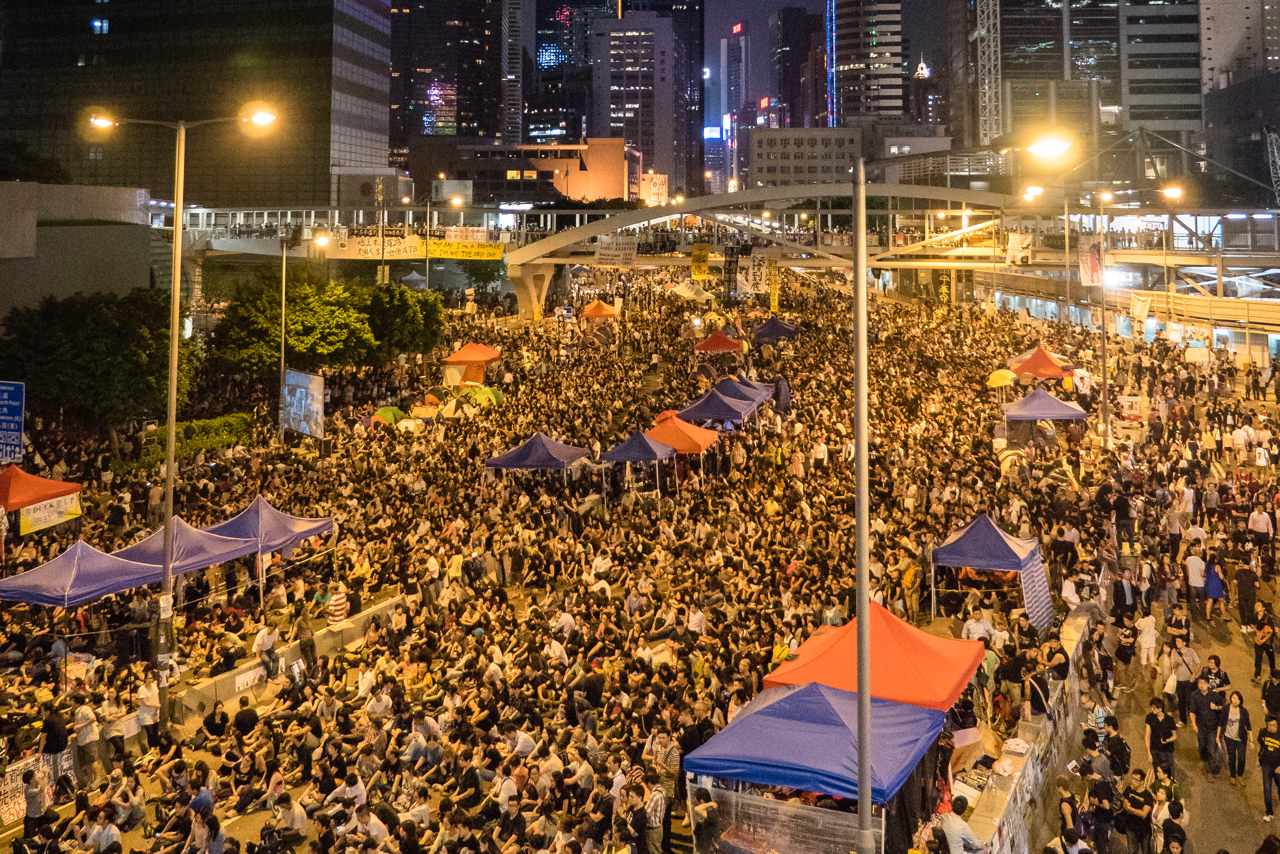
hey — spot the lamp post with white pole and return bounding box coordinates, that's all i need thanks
[852,157,875,854]
[89,103,278,724]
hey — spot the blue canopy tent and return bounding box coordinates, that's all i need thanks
[113,516,260,576]
[931,513,1054,628]
[0,540,164,607]
[602,431,675,463]
[684,683,943,805]
[753,316,800,346]
[204,496,334,558]
[1003,387,1088,421]
[486,433,589,470]
[678,389,757,427]
[713,378,774,405]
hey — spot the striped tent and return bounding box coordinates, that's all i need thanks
[931,513,1054,629]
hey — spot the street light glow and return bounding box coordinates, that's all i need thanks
[1026,134,1073,162]
[674,194,685,204]
[1022,185,1045,202]
[248,110,277,127]
[1161,185,1184,202]
[400,195,412,204]
[313,233,330,248]
[762,210,772,219]
[1097,191,1114,204]
[449,195,464,208]
[89,114,117,129]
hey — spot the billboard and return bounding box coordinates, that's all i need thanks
[282,369,325,439]
[0,381,23,463]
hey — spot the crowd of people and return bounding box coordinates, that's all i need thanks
[4,260,1280,854]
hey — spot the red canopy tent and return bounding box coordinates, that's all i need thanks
[1007,344,1073,380]
[764,602,983,711]
[0,465,81,512]
[693,330,742,355]
[581,300,618,321]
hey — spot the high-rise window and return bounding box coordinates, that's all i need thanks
[90,18,109,35]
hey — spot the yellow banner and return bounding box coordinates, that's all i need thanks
[427,240,505,261]
[767,259,780,313]
[19,493,82,535]
[690,243,712,281]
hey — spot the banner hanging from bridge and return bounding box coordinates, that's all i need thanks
[1130,293,1151,325]
[1077,236,1104,290]
[595,235,638,268]
[690,243,713,281]
[767,259,781,313]
[427,240,505,261]
[331,231,424,261]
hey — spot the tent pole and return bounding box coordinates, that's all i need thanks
[256,552,265,611]
[931,558,937,622]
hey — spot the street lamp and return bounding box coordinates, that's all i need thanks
[1161,184,1184,202]
[450,194,464,226]
[1022,184,1046,203]
[88,100,277,723]
[1025,133,1074,163]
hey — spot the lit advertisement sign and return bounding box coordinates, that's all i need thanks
[703,127,722,140]
[731,22,743,33]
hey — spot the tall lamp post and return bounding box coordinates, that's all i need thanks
[89,102,278,723]
[852,157,874,854]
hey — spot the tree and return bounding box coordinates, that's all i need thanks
[210,270,376,376]
[0,139,71,184]
[460,259,506,291]
[366,284,444,359]
[0,288,200,437]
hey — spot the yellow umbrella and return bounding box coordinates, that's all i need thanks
[987,368,1017,389]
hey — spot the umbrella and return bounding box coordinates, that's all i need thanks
[987,369,1017,389]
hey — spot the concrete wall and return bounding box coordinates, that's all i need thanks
[0,223,154,317]
[0,182,151,260]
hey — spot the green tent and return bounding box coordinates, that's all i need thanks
[374,405,409,424]
[461,385,503,408]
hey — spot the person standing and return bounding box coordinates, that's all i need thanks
[1145,698,1177,775]
[1256,602,1277,683]
[1118,769,1154,854]
[1237,559,1260,634]
[1189,676,1225,774]
[1258,716,1280,822]
[1222,690,1253,786]
[1170,637,1201,725]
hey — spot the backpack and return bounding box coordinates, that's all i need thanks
[1106,737,1131,776]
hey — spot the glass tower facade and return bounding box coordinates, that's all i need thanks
[0,0,391,208]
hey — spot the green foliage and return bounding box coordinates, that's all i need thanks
[131,412,254,471]
[460,259,506,289]
[0,288,200,434]
[210,268,444,377]
[210,269,376,376]
[367,284,444,359]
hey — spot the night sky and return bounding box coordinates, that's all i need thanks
[702,0,943,120]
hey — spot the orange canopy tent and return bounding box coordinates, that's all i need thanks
[645,410,718,454]
[443,343,501,385]
[581,300,618,321]
[693,330,742,355]
[764,602,983,711]
[1007,344,1073,380]
[0,465,81,511]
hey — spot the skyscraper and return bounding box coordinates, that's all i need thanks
[625,0,705,192]
[1200,0,1268,90]
[770,9,823,127]
[390,0,504,161]
[0,0,392,209]
[503,0,529,142]
[589,11,676,178]
[1118,0,1202,134]
[833,0,905,117]
[720,21,751,118]
[944,0,1120,145]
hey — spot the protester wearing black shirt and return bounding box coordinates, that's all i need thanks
[1260,717,1280,820]
[1144,700,1177,775]
[39,705,68,757]
[1118,769,1153,852]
